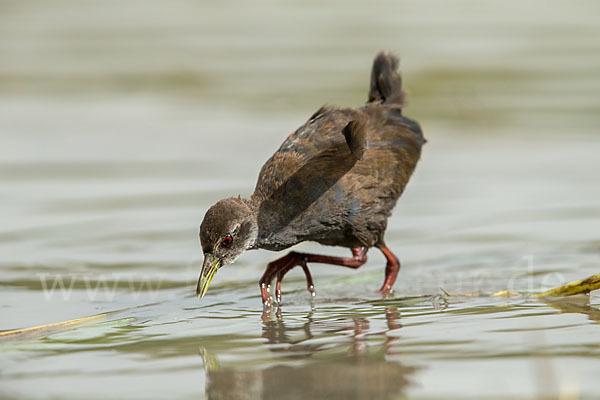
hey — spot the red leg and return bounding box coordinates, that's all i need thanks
[379,246,400,293]
[259,248,368,305]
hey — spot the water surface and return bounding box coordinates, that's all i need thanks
[1,1,599,399]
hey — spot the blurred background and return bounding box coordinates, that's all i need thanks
[1,1,599,399]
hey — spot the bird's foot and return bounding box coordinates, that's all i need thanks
[259,252,317,306]
[260,282,273,306]
[378,246,400,294]
[302,263,317,298]
[379,281,395,296]
[261,303,282,322]
[273,259,316,304]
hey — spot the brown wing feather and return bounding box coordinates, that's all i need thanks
[251,52,424,250]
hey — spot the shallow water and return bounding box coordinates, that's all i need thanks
[1,1,600,399]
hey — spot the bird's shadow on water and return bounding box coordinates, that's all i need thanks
[200,305,419,400]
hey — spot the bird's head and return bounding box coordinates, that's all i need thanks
[196,197,257,299]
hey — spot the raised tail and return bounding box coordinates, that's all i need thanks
[368,51,405,107]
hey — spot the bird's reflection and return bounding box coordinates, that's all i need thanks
[201,305,417,400]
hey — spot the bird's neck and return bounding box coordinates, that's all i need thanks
[245,194,300,251]
[241,196,261,250]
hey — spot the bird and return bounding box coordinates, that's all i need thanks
[197,51,425,305]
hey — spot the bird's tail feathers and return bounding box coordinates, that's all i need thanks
[368,51,405,107]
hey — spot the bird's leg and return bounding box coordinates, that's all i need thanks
[260,254,296,305]
[274,258,314,305]
[297,247,368,268]
[259,248,368,305]
[260,254,316,305]
[378,246,400,293]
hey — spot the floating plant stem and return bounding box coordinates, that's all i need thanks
[530,272,600,298]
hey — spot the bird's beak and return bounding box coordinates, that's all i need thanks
[196,253,222,299]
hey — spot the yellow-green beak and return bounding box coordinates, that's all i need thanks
[196,253,222,299]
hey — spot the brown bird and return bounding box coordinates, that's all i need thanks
[197,52,425,305]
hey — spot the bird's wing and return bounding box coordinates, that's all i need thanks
[252,107,360,201]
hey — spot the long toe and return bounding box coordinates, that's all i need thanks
[275,276,283,305]
[260,282,272,306]
[301,263,316,297]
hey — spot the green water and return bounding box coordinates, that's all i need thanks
[1,1,600,399]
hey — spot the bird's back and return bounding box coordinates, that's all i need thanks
[252,53,425,251]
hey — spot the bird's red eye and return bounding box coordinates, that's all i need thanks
[221,235,233,247]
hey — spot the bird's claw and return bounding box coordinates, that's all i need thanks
[259,256,317,306]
